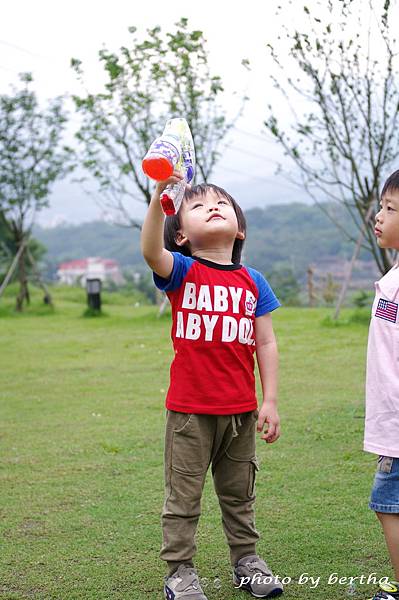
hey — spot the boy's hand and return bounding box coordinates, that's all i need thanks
[155,170,184,196]
[257,403,281,443]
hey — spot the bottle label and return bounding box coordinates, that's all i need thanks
[150,138,180,166]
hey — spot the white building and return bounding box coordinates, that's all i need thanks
[57,257,125,287]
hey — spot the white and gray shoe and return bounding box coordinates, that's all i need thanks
[233,554,283,598]
[368,581,399,600]
[164,564,208,600]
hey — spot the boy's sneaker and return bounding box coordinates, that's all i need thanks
[368,581,399,600]
[233,554,284,598]
[164,564,208,599]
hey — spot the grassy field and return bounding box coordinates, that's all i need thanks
[0,285,391,600]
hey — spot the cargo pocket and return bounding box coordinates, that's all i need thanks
[171,413,207,476]
[248,456,259,499]
[223,451,259,501]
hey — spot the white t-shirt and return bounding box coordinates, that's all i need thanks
[364,263,399,458]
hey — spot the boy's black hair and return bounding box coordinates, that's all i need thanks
[163,183,246,264]
[381,169,399,199]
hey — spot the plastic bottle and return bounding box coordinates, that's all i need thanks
[142,118,195,215]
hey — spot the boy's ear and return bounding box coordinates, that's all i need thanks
[175,230,189,247]
[236,231,245,240]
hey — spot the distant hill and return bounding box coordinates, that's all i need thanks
[34,221,144,280]
[33,202,378,286]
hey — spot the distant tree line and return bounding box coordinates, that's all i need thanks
[33,202,369,307]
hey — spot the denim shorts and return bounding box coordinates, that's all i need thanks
[369,456,399,513]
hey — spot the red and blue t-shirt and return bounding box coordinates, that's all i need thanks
[153,252,280,415]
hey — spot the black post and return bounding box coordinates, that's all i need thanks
[86,278,102,311]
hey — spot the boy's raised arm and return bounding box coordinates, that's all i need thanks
[140,172,183,279]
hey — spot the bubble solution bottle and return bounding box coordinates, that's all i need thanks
[142,118,195,215]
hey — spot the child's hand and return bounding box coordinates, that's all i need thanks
[155,170,184,196]
[257,403,281,443]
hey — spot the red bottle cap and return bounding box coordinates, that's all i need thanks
[160,194,176,215]
[142,156,173,181]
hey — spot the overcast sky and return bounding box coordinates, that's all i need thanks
[0,0,383,226]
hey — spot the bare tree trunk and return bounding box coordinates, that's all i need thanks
[16,243,30,312]
[0,240,26,298]
[26,247,53,306]
[307,266,316,307]
[334,202,375,320]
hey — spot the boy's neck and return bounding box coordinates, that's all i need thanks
[191,249,234,265]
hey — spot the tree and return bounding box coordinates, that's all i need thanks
[0,211,13,268]
[0,74,72,310]
[71,18,246,228]
[266,267,301,305]
[322,273,340,305]
[0,211,46,280]
[264,0,399,275]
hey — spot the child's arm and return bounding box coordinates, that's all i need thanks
[254,313,280,444]
[140,171,183,278]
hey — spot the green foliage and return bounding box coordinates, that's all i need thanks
[266,267,301,305]
[321,315,351,328]
[0,214,47,282]
[348,307,371,325]
[245,202,356,276]
[352,290,374,309]
[71,18,244,225]
[51,284,86,304]
[0,211,13,278]
[322,273,340,306]
[321,307,371,327]
[0,282,54,317]
[128,271,156,304]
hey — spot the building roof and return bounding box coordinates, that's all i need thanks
[58,257,119,271]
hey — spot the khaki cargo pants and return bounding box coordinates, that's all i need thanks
[160,409,260,568]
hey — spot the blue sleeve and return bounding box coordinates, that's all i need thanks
[246,266,281,316]
[152,251,194,292]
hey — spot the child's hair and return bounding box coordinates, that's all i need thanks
[164,183,247,264]
[381,169,399,199]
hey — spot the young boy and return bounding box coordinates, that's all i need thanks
[365,170,399,600]
[141,173,284,599]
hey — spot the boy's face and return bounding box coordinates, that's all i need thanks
[175,190,245,252]
[375,189,399,251]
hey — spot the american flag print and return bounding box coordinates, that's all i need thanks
[375,298,398,323]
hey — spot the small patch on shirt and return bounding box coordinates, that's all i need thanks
[375,298,398,323]
[245,292,257,317]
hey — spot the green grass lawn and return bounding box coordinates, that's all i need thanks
[0,286,391,599]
